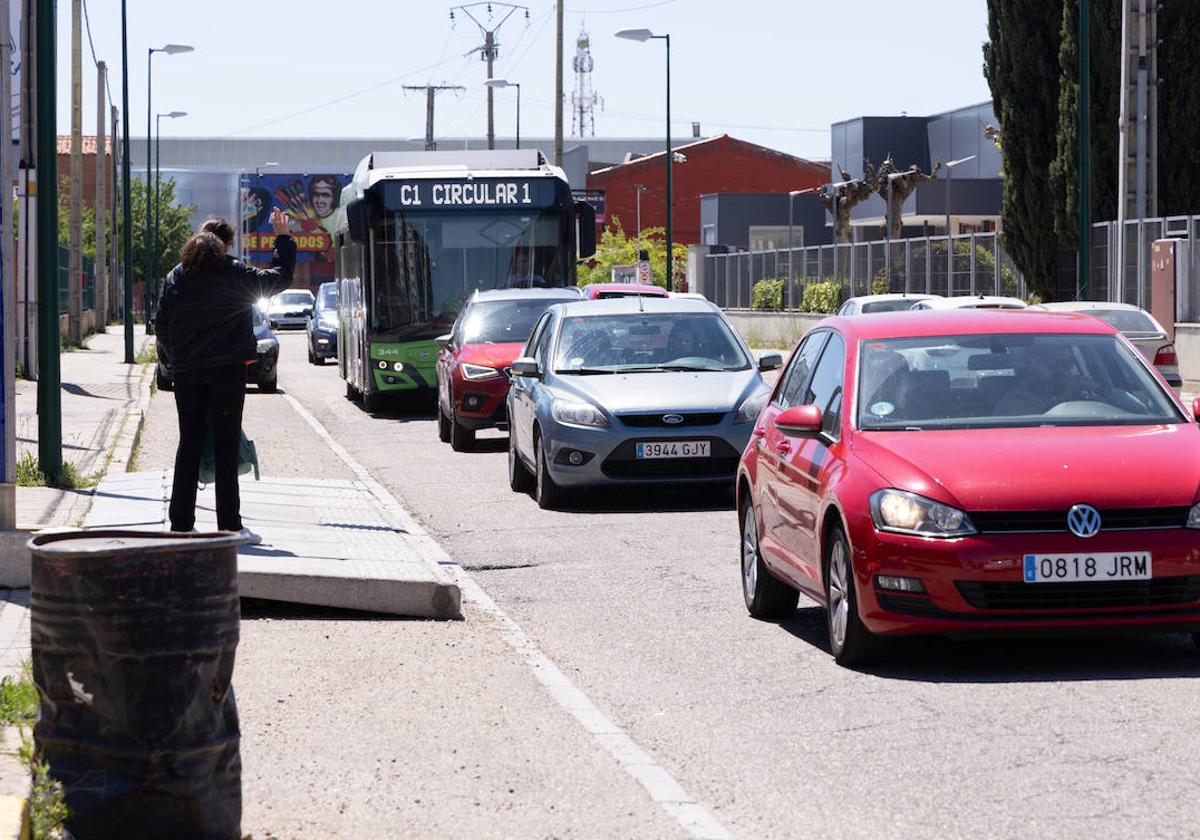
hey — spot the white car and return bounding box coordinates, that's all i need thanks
[910,294,1027,311]
[264,289,315,329]
[1030,301,1181,390]
[836,293,941,316]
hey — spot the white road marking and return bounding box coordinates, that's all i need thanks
[280,391,733,840]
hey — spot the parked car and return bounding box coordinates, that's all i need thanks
[264,289,315,329]
[506,297,782,509]
[579,283,669,300]
[156,307,279,393]
[307,282,338,365]
[910,294,1026,310]
[837,293,941,315]
[436,289,581,451]
[1030,301,1180,390]
[737,308,1200,666]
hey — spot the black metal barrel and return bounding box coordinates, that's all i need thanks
[29,530,247,840]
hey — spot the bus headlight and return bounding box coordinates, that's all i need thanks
[462,363,502,381]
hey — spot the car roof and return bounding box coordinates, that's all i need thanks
[845,293,941,305]
[1034,301,1143,313]
[820,308,1121,341]
[554,296,719,317]
[917,295,1026,309]
[582,283,668,296]
[471,288,582,303]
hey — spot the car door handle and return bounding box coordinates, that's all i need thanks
[774,440,791,455]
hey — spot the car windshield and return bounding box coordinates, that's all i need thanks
[1086,308,1160,333]
[554,312,750,373]
[276,291,313,306]
[252,308,264,327]
[857,332,1181,430]
[862,299,920,314]
[317,285,336,310]
[460,297,574,344]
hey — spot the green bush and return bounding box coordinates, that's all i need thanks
[801,280,845,314]
[872,269,890,296]
[751,278,784,311]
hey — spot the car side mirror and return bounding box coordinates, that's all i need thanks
[758,352,783,372]
[510,357,541,378]
[303,307,312,317]
[775,404,823,437]
[1192,396,1200,423]
[435,333,452,349]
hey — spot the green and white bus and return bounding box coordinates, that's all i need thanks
[333,150,596,410]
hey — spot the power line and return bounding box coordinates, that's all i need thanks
[567,0,681,13]
[81,0,114,107]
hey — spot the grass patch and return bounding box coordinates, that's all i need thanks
[3,663,69,838]
[16,452,102,490]
[134,344,157,365]
[0,669,37,726]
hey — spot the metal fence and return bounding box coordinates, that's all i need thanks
[698,232,1026,310]
[57,245,97,315]
[1087,215,1200,316]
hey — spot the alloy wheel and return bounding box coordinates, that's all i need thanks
[828,540,850,651]
[742,507,759,600]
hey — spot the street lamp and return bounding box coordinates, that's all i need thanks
[153,110,186,310]
[244,162,279,260]
[635,183,647,253]
[145,43,193,323]
[787,188,816,309]
[484,78,521,149]
[826,177,859,282]
[942,154,976,293]
[616,27,673,291]
[884,170,908,288]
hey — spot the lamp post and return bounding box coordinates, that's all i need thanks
[884,171,908,288]
[635,183,647,251]
[244,162,279,261]
[786,188,815,307]
[616,28,672,291]
[153,111,186,314]
[826,178,858,283]
[484,79,521,149]
[942,154,976,294]
[145,43,193,323]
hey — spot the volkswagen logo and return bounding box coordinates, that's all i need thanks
[1066,503,1102,538]
[662,414,685,425]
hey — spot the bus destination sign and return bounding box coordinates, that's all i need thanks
[380,178,558,210]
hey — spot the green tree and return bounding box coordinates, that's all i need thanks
[984,0,1065,299]
[121,178,195,289]
[576,216,687,288]
[1158,3,1200,215]
[56,177,98,260]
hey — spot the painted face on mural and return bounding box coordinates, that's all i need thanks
[308,178,338,218]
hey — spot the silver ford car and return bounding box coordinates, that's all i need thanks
[505,297,781,509]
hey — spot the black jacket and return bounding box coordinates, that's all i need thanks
[156,235,297,374]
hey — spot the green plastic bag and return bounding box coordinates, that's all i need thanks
[199,426,260,487]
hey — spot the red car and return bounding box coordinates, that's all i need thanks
[436,289,580,451]
[579,282,669,300]
[737,308,1200,666]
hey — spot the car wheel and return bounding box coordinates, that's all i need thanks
[533,432,566,510]
[314,354,325,366]
[449,411,475,452]
[307,345,318,365]
[508,430,533,492]
[1192,632,1200,652]
[438,404,451,443]
[155,365,173,392]
[825,524,885,667]
[741,498,799,619]
[259,376,277,394]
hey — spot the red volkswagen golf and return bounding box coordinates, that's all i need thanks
[436,288,580,451]
[737,309,1200,666]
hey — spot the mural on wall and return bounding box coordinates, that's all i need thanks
[240,173,351,293]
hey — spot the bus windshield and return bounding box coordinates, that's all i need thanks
[370,208,569,338]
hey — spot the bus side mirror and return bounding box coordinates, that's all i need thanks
[346,198,371,243]
[575,201,596,260]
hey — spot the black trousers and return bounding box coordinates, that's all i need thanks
[169,363,247,532]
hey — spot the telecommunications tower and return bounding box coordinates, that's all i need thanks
[571,24,601,137]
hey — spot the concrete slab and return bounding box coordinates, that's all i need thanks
[82,471,461,619]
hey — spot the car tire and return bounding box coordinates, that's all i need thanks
[741,498,799,619]
[825,523,885,667]
[314,354,325,366]
[438,404,451,443]
[155,365,173,392]
[533,432,566,510]
[259,376,277,394]
[1192,632,1200,652]
[449,411,475,452]
[508,430,533,492]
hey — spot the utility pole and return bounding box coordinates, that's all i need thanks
[402,85,464,151]
[110,104,120,324]
[1077,0,1091,299]
[555,0,564,164]
[1,0,16,529]
[36,0,62,482]
[121,1,133,363]
[95,62,107,333]
[450,3,528,150]
[68,0,83,345]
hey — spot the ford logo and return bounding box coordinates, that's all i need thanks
[663,414,685,425]
[1066,503,1102,538]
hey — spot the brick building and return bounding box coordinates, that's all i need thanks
[55,135,114,209]
[586,135,829,245]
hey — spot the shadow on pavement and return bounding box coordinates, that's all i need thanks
[364,393,438,422]
[239,597,420,622]
[566,484,735,515]
[777,605,1200,682]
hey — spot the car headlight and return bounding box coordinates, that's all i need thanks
[734,387,770,424]
[551,399,609,428]
[869,489,976,538]
[319,312,338,327]
[256,338,277,354]
[461,363,502,381]
[1188,502,1200,529]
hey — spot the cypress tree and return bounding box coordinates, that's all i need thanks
[983,0,1066,298]
[1158,3,1200,216]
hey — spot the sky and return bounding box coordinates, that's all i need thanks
[52,0,994,162]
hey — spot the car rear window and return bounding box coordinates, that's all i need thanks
[1087,309,1159,333]
[861,299,920,314]
[461,298,575,344]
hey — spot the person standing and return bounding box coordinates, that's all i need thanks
[156,209,296,542]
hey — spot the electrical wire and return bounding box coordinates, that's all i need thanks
[81,0,115,107]
[566,0,682,14]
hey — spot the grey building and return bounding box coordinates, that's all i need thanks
[699,192,830,251]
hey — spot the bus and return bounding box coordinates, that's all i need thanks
[333,149,596,411]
